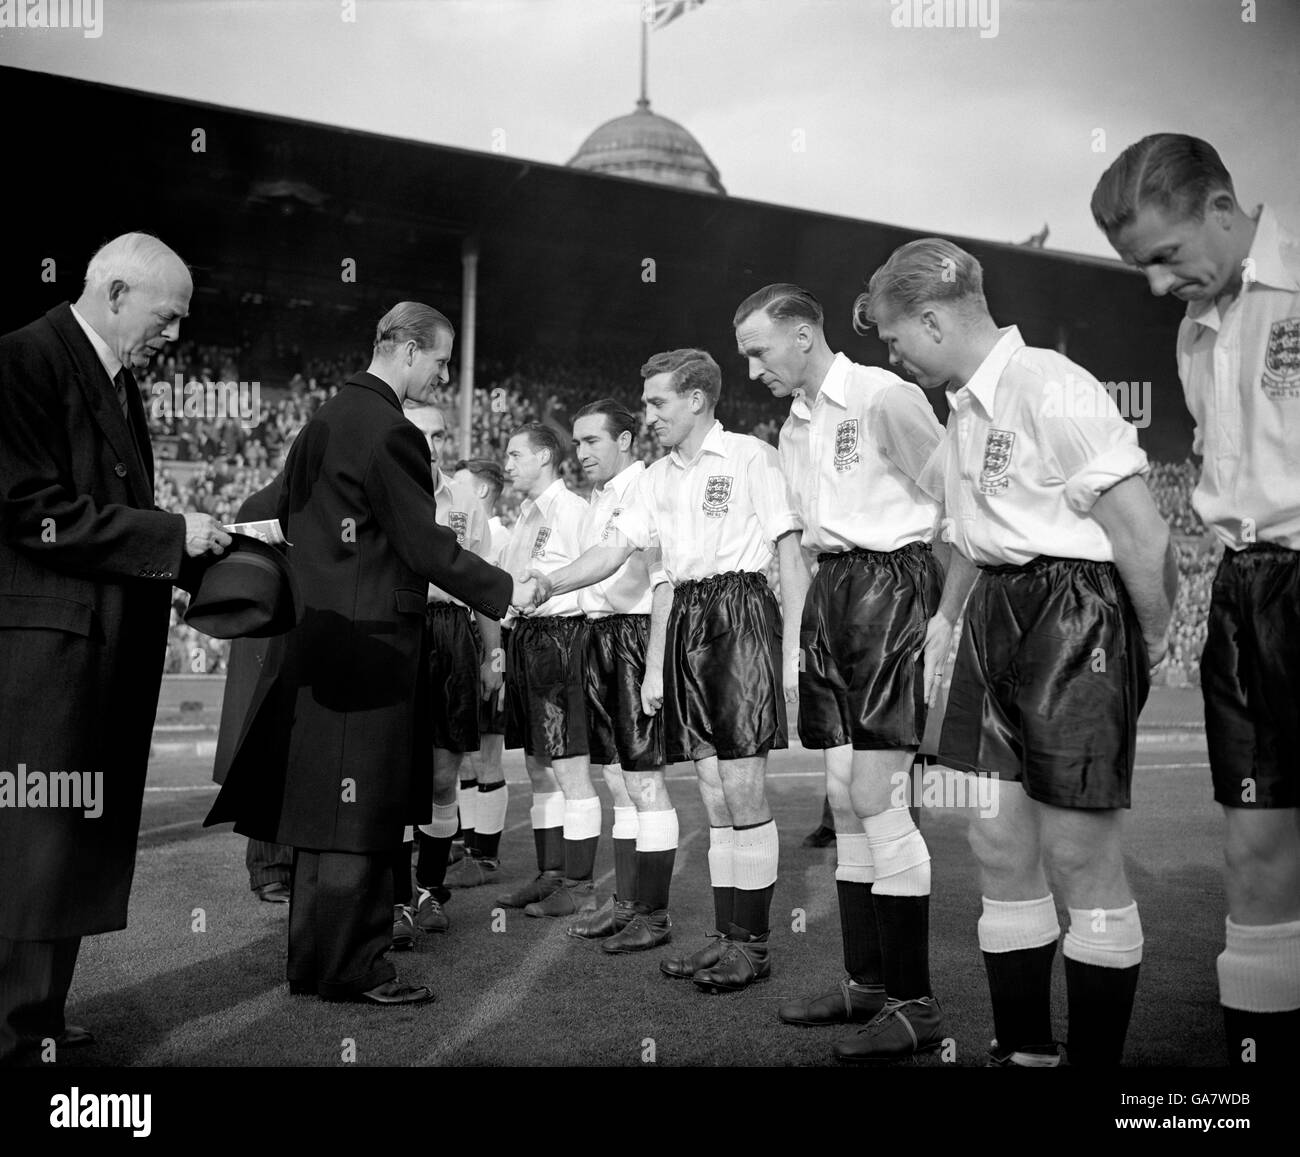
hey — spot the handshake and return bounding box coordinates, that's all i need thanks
[510,569,555,613]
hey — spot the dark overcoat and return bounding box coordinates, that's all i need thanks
[0,303,194,939]
[205,373,511,852]
[211,476,284,787]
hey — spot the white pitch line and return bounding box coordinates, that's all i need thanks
[145,784,220,792]
[139,819,206,838]
[419,828,703,1067]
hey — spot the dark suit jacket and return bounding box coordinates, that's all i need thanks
[211,475,285,787]
[0,303,193,939]
[206,372,512,852]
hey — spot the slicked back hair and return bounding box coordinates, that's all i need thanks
[639,348,721,409]
[454,457,505,503]
[373,301,454,357]
[574,397,640,444]
[1091,133,1236,235]
[732,283,824,329]
[511,422,565,469]
[853,238,987,331]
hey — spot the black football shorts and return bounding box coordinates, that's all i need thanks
[938,555,1149,809]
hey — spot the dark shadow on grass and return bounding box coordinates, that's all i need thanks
[17,928,291,1068]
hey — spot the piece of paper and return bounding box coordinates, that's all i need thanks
[224,519,289,547]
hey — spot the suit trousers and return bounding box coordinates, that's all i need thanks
[0,935,81,1062]
[287,849,396,999]
[246,839,293,890]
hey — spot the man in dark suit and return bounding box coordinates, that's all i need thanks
[0,232,230,1063]
[211,471,294,904]
[208,302,535,1005]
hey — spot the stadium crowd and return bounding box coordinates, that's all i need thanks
[148,346,1218,684]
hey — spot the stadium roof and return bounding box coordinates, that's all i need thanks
[1,65,1192,454]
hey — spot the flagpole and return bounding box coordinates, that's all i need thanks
[639,9,649,109]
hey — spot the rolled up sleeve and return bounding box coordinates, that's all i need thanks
[1038,377,1149,515]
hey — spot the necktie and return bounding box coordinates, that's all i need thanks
[113,366,134,420]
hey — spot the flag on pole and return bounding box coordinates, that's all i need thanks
[649,0,705,31]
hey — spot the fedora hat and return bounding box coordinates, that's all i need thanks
[183,533,299,639]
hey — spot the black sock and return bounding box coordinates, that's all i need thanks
[637,849,675,911]
[534,826,564,873]
[732,885,774,938]
[1065,957,1140,1067]
[820,795,833,830]
[873,893,931,1000]
[613,837,638,901]
[836,881,883,986]
[391,842,413,907]
[712,886,735,934]
[983,942,1057,1052]
[416,831,453,902]
[476,781,505,859]
[564,836,599,882]
[1223,1007,1300,1067]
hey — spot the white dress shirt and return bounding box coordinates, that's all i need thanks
[922,327,1149,566]
[1177,204,1300,550]
[427,469,490,605]
[611,421,799,584]
[499,477,587,622]
[780,352,943,553]
[578,461,660,617]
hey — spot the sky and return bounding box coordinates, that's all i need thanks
[1,0,1297,258]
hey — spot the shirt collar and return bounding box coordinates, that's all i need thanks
[432,467,452,501]
[670,420,727,469]
[1186,205,1299,329]
[790,352,850,421]
[949,326,1024,415]
[69,303,122,381]
[595,460,644,500]
[522,476,567,518]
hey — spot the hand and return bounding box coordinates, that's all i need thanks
[510,576,537,612]
[183,513,232,559]
[480,656,503,700]
[1146,626,1169,672]
[782,646,801,706]
[640,667,664,716]
[526,569,554,607]
[923,612,955,709]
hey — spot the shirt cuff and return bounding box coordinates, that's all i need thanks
[763,511,800,549]
[1064,444,1149,515]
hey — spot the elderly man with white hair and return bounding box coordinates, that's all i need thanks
[0,232,231,1063]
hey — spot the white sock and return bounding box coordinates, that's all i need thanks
[707,825,735,888]
[732,820,779,890]
[1062,903,1144,969]
[612,805,639,841]
[978,895,1060,953]
[530,790,565,832]
[834,832,874,885]
[1218,916,1300,1012]
[864,806,930,896]
[457,781,478,834]
[563,796,602,841]
[636,808,679,852]
[419,802,458,840]
[476,782,508,836]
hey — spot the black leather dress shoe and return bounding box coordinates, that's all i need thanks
[355,981,436,1005]
[255,881,291,904]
